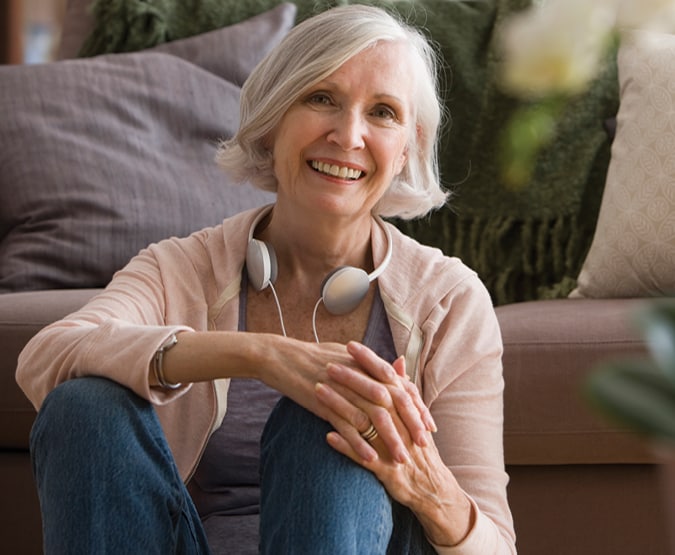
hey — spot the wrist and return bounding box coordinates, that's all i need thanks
[415,487,475,547]
[241,332,288,382]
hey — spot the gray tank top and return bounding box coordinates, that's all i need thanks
[189,272,397,523]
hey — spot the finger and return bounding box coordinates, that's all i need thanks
[389,357,435,431]
[325,431,366,465]
[326,362,391,405]
[317,381,410,464]
[346,342,396,383]
[325,431,394,469]
[392,355,407,378]
[401,378,438,433]
[328,362,434,445]
[368,404,411,464]
[386,386,430,447]
[390,357,436,435]
[315,383,379,462]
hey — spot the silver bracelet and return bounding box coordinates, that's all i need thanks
[153,334,181,389]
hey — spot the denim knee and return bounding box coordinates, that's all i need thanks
[29,377,211,554]
[260,398,393,554]
[30,376,149,453]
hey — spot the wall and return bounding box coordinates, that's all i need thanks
[0,0,67,64]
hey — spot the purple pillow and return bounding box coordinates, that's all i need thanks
[0,5,296,292]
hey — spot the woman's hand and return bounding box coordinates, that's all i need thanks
[348,341,437,444]
[314,341,474,546]
[316,341,435,463]
[254,334,357,415]
[325,408,474,547]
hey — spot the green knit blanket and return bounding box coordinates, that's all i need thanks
[80,0,619,305]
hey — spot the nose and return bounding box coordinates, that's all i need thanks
[326,110,366,150]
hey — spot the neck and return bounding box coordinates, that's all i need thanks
[261,205,375,280]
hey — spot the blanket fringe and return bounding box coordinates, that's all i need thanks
[396,212,590,306]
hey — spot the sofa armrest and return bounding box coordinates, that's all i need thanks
[0,289,100,448]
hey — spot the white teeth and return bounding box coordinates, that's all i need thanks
[311,160,362,180]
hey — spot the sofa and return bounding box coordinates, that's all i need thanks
[2,1,674,553]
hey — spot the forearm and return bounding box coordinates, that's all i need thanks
[152,330,272,386]
[155,331,356,419]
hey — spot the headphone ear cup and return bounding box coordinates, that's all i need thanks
[246,239,278,291]
[321,266,370,315]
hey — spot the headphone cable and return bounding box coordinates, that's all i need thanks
[311,298,323,343]
[267,281,288,338]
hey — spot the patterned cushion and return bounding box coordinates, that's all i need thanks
[571,30,675,298]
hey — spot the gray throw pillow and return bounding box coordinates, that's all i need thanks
[0,5,295,292]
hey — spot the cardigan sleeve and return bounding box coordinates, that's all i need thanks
[16,242,198,411]
[421,274,516,554]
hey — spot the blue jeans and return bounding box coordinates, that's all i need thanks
[260,397,436,555]
[30,377,211,555]
[31,378,434,554]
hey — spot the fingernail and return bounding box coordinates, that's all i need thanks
[348,341,364,352]
[364,449,379,463]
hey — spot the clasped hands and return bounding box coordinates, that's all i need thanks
[315,341,436,466]
[305,340,474,546]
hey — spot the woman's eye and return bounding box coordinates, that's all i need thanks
[307,93,332,105]
[373,105,397,120]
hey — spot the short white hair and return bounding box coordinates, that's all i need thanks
[215,4,448,219]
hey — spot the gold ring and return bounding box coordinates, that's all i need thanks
[360,424,378,442]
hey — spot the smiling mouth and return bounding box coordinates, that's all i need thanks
[310,160,364,180]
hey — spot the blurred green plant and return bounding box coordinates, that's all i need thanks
[586,300,675,445]
[498,97,565,190]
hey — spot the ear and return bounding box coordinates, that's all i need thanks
[396,123,422,176]
[393,137,411,177]
[395,145,409,175]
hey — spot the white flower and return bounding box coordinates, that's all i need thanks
[499,0,616,97]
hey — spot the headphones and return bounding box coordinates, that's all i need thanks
[246,205,393,317]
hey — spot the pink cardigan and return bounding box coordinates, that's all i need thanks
[17,206,515,554]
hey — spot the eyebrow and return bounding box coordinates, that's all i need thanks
[317,79,406,107]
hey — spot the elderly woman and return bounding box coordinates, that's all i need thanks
[17,5,515,554]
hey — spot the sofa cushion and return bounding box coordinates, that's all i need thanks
[571,30,675,298]
[77,0,619,306]
[0,289,98,447]
[0,5,296,292]
[497,298,657,465]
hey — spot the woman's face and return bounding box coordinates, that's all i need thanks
[269,40,416,221]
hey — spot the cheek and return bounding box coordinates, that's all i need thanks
[271,144,304,186]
